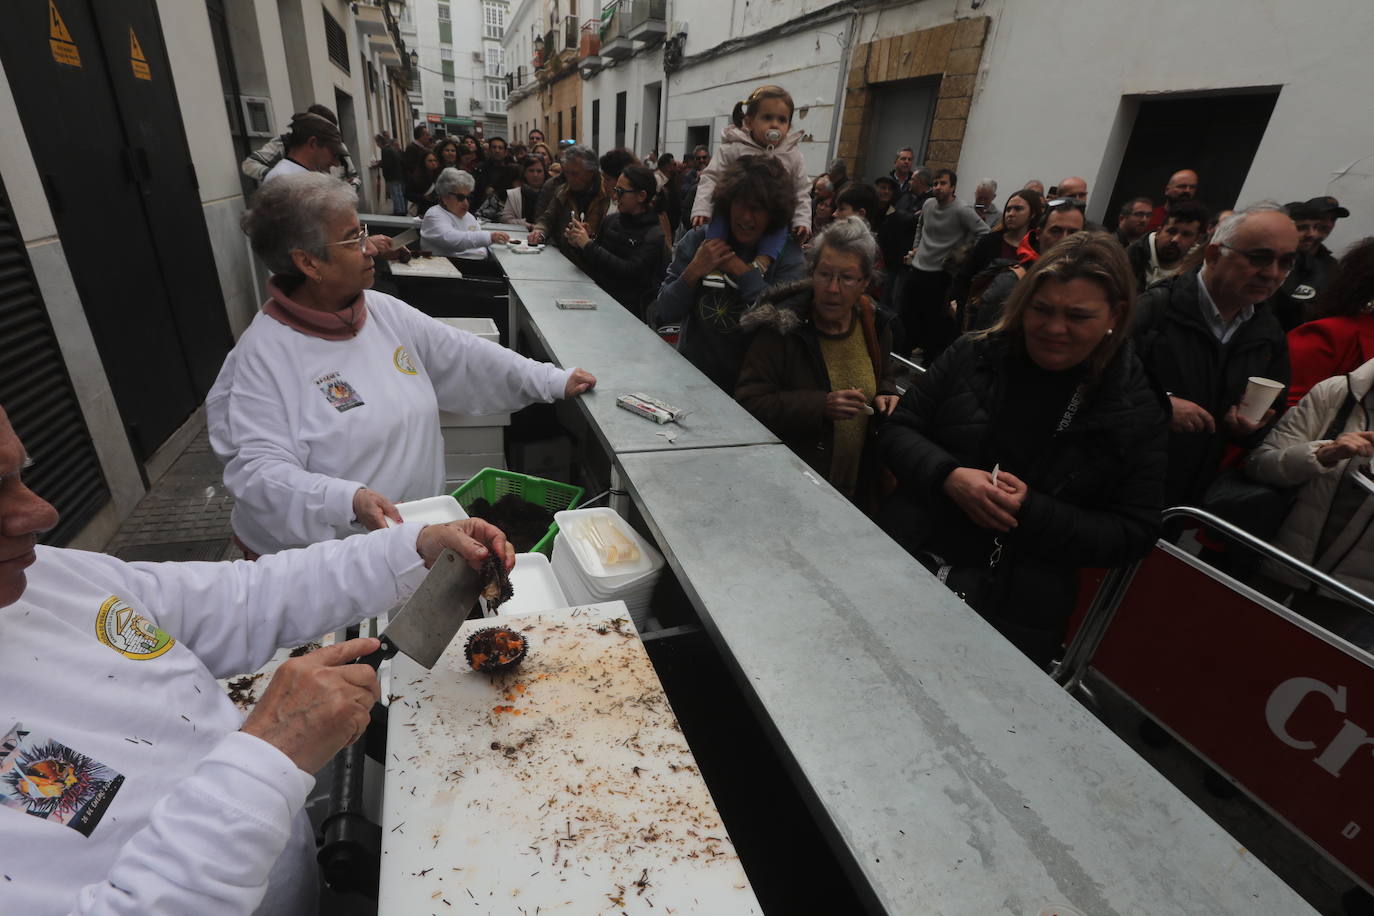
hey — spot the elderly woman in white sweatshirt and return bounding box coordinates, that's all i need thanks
[1245,356,1374,614]
[419,167,511,259]
[208,172,595,557]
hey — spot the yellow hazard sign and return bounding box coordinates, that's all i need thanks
[49,0,81,68]
[129,27,150,80]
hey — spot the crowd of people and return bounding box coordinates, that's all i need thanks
[3,88,1371,912]
[242,93,1374,668]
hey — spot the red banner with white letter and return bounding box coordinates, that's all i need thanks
[1092,545,1374,889]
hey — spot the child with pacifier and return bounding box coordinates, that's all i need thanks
[690,85,813,281]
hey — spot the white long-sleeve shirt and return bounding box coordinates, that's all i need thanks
[207,290,571,555]
[420,204,492,259]
[0,525,429,915]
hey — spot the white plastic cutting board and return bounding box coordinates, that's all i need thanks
[378,602,760,915]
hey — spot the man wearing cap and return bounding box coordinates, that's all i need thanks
[1147,169,1200,230]
[1309,195,1350,248]
[243,104,360,189]
[262,113,347,183]
[1272,199,1343,330]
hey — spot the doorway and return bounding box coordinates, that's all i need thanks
[684,123,710,158]
[641,81,661,157]
[0,0,233,460]
[861,77,938,181]
[1103,90,1281,231]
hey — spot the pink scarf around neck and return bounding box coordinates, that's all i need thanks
[262,277,369,340]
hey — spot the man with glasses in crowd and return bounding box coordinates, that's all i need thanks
[1116,196,1154,247]
[1132,202,1296,505]
[679,145,711,232]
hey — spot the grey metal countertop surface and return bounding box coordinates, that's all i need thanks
[506,274,779,454]
[615,444,1317,916]
[492,242,591,282]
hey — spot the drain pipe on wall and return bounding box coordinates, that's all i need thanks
[826,8,860,165]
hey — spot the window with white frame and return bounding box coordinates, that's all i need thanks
[444,89,456,100]
[437,3,450,21]
[483,2,506,39]
[485,45,503,78]
[487,80,507,113]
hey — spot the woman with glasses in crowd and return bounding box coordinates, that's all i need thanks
[420,168,511,260]
[878,232,1168,667]
[736,216,899,508]
[208,173,595,557]
[562,165,666,320]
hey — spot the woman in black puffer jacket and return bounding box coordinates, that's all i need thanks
[878,231,1169,667]
[565,165,666,320]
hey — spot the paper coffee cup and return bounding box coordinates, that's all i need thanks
[1238,376,1283,424]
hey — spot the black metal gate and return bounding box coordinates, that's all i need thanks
[0,176,109,544]
[0,0,233,460]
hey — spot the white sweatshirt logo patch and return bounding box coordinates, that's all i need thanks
[314,371,366,412]
[94,596,175,660]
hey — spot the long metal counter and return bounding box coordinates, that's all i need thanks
[476,241,1316,914]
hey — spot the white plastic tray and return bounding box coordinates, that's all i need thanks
[481,552,569,617]
[384,494,467,528]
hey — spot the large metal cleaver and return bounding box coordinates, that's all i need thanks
[362,549,480,670]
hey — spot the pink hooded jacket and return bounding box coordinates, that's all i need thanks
[690,125,813,231]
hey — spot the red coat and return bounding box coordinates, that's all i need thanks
[1285,313,1374,406]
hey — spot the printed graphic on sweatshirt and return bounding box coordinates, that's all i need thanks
[314,371,365,412]
[95,595,175,660]
[0,723,124,836]
[393,346,417,375]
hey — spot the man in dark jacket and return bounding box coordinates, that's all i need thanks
[1132,203,1297,506]
[1274,199,1341,330]
[377,133,406,216]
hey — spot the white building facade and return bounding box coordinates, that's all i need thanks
[512,0,1372,247]
[409,0,510,139]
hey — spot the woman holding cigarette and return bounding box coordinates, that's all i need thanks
[735,217,898,508]
[878,232,1169,667]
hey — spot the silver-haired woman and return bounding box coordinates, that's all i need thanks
[208,172,595,557]
[735,215,899,506]
[420,167,511,259]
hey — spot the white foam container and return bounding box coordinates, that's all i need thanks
[553,508,662,579]
[549,510,664,630]
[385,495,468,528]
[481,552,568,617]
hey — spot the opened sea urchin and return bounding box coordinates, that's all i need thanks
[464,626,529,673]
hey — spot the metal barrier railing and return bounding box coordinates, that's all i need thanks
[1053,505,1374,688]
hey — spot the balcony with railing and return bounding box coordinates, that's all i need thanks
[627,0,667,41]
[600,3,633,60]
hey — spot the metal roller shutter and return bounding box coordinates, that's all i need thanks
[0,179,110,544]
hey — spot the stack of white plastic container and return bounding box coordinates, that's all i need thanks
[551,508,664,631]
[436,317,507,491]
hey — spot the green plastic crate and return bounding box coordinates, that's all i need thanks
[452,468,584,556]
